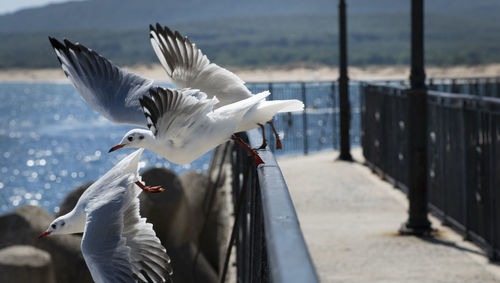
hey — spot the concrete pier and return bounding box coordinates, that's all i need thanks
[278,148,500,282]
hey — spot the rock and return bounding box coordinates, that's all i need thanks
[140,168,221,283]
[0,205,92,283]
[180,171,212,235]
[168,242,218,283]
[179,171,224,271]
[139,167,194,248]
[55,182,92,217]
[0,245,55,283]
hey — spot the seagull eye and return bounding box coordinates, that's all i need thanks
[128,136,133,142]
[139,135,144,140]
[61,222,65,226]
[51,224,56,229]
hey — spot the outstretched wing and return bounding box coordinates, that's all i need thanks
[122,186,173,282]
[139,87,218,141]
[149,24,253,106]
[49,37,153,127]
[81,183,136,283]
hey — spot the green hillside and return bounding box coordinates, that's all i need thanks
[0,0,499,69]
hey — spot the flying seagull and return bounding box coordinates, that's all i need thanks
[39,149,173,283]
[108,87,267,165]
[149,23,304,149]
[48,37,265,165]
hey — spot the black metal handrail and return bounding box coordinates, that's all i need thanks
[428,76,500,98]
[223,129,319,283]
[361,82,500,260]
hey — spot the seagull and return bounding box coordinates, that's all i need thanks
[108,87,267,165]
[39,149,173,283]
[149,23,305,149]
[48,37,265,165]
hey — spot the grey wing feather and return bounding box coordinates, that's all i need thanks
[49,37,153,127]
[81,187,136,283]
[149,24,253,106]
[139,87,218,140]
[122,187,173,282]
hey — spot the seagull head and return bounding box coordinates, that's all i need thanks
[39,210,86,239]
[39,218,67,239]
[109,129,153,153]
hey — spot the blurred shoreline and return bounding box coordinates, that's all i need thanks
[1,63,500,83]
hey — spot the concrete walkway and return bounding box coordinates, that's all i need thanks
[277,148,500,283]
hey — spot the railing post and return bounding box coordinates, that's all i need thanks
[496,77,500,98]
[301,82,309,155]
[268,82,275,152]
[331,82,339,149]
[400,0,433,235]
[451,78,457,93]
[337,0,353,161]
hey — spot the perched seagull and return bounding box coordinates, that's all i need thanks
[108,87,267,165]
[149,23,305,149]
[39,149,173,283]
[48,37,265,165]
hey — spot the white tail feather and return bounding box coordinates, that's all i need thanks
[277,99,304,112]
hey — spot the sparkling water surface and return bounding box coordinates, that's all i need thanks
[0,83,211,215]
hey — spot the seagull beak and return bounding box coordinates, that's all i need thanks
[109,144,125,153]
[38,231,51,239]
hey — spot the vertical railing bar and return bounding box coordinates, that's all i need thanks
[220,146,249,283]
[301,82,308,155]
[268,82,275,153]
[332,82,338,150]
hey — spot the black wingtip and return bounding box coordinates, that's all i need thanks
[48,36,64,50]
[174,30,183,39]
[156,86,170,97]
[164,87,173,96]
[63,38,75,49]
[164,26,174,37]
[148,88,157,97]
[149,24,157,33]
[48,36,56,46]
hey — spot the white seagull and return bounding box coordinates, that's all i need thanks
[149,23,305,149]
[108,87,267,165]
[48,37,265,165]
[39,149,173,283]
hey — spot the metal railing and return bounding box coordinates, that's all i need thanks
[246,81,362,155]
[428,77,500,97]
[360,83,409,191]
[361,82,500,259]
[221,129,319,283]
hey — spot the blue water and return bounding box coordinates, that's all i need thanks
[0,83,211,215]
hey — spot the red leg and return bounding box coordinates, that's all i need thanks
[231,135,264,166]
[257,123,267,149]
[267,121,282,150]
[135,181,165,193]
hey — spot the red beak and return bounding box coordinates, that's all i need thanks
[38,231,51,239]
[109,144,125,153]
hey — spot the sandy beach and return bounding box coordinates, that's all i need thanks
[1,63,500,83]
